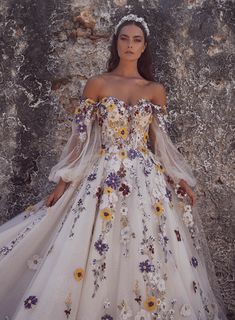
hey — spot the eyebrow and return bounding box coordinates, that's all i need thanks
[119,33,143,38]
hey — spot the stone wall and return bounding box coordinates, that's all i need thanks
[0,0,234,317]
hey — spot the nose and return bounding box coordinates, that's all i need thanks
[127,40,133,48]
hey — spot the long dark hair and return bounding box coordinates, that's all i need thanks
[107,19,155,81]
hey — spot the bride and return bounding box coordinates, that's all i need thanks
[0,14,227,320]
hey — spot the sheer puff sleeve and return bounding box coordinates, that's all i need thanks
[48,96,101,184]
[149,103,197,187]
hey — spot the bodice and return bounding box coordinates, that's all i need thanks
[97,96,155,151]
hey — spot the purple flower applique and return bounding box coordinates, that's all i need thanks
[88,173,97,181]
[139,259,155,273]
[101,314,113,320]
[165,187,172,201]
[24,295,38,309]
[127,148,138,160]
[105,172,121,189]
[94,239,109,256]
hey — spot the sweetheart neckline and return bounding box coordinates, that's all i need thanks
[99,96,153,108]
[80,95,163,109]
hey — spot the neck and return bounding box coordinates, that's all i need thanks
[112,60,140,78]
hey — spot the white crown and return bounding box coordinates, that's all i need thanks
[114,14,150,37]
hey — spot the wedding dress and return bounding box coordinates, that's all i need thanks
[0,95,227,320]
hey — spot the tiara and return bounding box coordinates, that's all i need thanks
[114,14,150,37]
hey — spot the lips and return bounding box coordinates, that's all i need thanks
[125,51,134,54]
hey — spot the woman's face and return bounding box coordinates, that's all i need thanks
[117,24,147,61]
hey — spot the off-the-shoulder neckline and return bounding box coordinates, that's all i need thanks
[80,95,164,110]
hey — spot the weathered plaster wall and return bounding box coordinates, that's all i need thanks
[0,0,234,317]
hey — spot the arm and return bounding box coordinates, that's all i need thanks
[149,83,197,205]
[46,76,103,206]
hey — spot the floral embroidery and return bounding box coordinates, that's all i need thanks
[191,256,198,268]
[24,295,38,309]
[64,292,72,318]
[174,229,181,241]
[117,300,133,319]
[73,268,85,281]
[180,303,192,317]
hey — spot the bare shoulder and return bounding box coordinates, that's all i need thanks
[82,74,106,101]
[149,82,167,112]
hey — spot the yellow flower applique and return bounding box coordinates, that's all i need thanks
[155,163,165,173]
[103,187,114,195]
[144,296,157,312]
[118,127,128,139]
[154,201,165,216]
[100,208,113,221]
[73,268,85,281]
[143,132,149,144]
[118,149,127,159]
[107,103,116,112]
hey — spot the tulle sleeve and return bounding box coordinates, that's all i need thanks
[48,96,101,184]
[149,103,197,187]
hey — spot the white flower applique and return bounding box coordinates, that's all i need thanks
[180,303,192,317]
[117,300,133,320]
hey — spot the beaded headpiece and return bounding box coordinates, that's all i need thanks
[114,14,150,37]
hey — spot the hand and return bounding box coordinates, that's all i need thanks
[179,179,197,206]
[45,179,69,207]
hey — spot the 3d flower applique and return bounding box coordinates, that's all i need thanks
[117,300,133,319]
[64,292,72,318]
[134,309,151,320]
[94,238,109,256]
[119,181,132,197]
[133,280,142,305]
[103,186,114,195]
[118,149,128,159]
[191,256,199,268]
[24,295,38,309]
[27,254,42,270]
[154,201,165,217]
[73,268,85,281]
[101,314,113,320]
[127,148,138,160]
[107,102,116,112]
[180,304,192,317]
[120,205,128,216]
[174,184,187,199]
[118,126,128,139]
[155,163,165,174]
[105,172,121,189]
[100,207,113,221]
[139,259,155,273]
[103,298,111,309]
[117,165,127,178]
[174,229,182,241]
[143,132,149,144]
[87,173,97,181]
[143,296,157,312]
[24,204,36,218]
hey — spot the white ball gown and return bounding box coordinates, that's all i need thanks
[0,95,228,320]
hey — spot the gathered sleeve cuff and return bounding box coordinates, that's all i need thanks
[149,103,197,187]
[48,96,101,184]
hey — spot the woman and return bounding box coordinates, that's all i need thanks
[0,14,227,320]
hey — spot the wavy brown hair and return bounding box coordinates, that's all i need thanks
[107,19,155,81]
